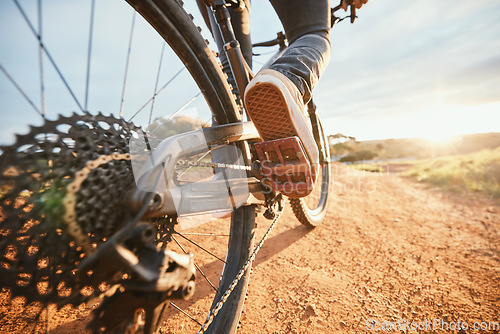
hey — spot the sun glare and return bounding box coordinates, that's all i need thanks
[415,105,477,143]
[419,130,456,142]
[394,101,500,143]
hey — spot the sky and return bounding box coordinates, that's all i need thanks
[249,0,500,141]
[314,0,500,140]
[0,0,499,144]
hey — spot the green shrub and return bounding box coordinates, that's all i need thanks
[406,147,500,198]
[340,149,377,163]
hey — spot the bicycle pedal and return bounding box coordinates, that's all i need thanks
[254,136,314,198]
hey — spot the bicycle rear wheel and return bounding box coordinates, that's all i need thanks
[0,0,254,333]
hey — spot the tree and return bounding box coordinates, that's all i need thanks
[147,115,203,139]
[329,133,357,156]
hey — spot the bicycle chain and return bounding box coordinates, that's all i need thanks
[197,196,284,333]
[64,155,250,253]
[176,159,252,171]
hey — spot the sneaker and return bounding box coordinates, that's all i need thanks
[244,69,320,179]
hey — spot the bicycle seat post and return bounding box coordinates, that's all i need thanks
[212,1,253,102]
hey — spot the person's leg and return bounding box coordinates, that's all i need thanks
[243,0,331,196]
[268,0,331,103]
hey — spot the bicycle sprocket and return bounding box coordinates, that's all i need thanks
[0,112,141,307]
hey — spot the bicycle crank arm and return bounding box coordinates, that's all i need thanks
[202,121,260,144]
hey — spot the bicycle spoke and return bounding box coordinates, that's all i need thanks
[0,64,42,116]
[119,9,136,117]
[175,232,226,264]
[180,233,230,237]
[13,0,84,113]
[37,0,46,116]
[167,92,202,121]
[148,43,166,127]
[172,235,219,294]
[169,302,203,326]
[128,67,186,122]
[194,261,220,294]
[145,92,203,135]
[84,0,96,111]
[1,1,256,331]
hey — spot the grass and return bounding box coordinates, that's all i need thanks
[405,147,500,198]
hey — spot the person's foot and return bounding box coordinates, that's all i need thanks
[244,69,320,177]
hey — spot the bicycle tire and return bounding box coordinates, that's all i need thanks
[127,0,241,126]
[290,115,331,227]
[127,2,256,332]
[0,0,255,333]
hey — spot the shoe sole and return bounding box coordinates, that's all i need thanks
[245,79,320,194]
[245,83,298,141]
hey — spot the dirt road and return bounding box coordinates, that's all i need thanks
[1,163,499,333]
[237,163,499,333]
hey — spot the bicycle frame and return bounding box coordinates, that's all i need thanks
[211,1,254,102]
[129,0,334,218]
[130,121,264,218]
[0,2,337,331]
[128,2,282,218]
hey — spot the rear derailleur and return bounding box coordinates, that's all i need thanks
[78,222,195,333]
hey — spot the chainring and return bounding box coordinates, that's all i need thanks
[0,112,154,308]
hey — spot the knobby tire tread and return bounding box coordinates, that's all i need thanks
[289,116,331,228]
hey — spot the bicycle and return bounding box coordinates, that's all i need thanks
[0,0,353,332]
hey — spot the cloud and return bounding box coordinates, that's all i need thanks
[315,0,500,139]
[442,56,500,105]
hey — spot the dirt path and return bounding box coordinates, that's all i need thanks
[1,163,499,333]
[238,163,500,333]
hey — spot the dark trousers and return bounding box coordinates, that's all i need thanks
[210,0,331,103]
